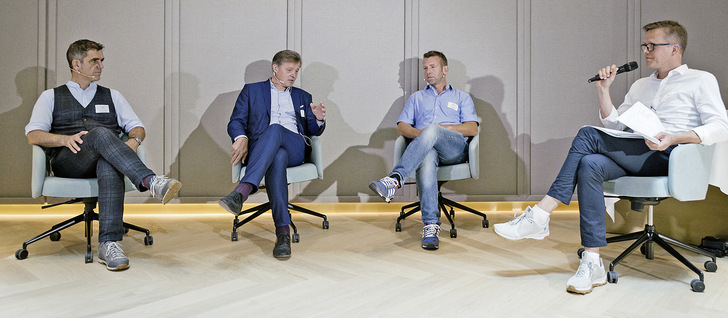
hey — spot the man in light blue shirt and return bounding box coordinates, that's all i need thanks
[370,51,479,250]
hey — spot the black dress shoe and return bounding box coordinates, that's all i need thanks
[273,233,291,259]
[218,191,243,216]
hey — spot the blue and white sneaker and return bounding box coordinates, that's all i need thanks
[421,223,440,250]
[369,176,400,203]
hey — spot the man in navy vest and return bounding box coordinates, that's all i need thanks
[219,50,326,259]
[25,39,182,271]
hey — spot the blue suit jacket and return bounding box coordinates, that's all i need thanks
[227,80,325,143]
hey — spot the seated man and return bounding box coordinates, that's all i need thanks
[219,50,326,259]
[494,20,728,294]
[25,39,182,271]
[369,50,479,250]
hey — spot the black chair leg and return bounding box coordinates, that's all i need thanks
[231,201,328,242]
[394,192,488,234]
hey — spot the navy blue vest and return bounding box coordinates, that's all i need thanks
[46,84,121,158]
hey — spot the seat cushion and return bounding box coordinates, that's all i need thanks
[603,176,670,198]
[42,176,138,198]
[239,163,319,186]
[437,163,472,181]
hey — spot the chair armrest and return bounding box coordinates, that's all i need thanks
[232,161,243,183]
[31,145,47,198]
[668,143,715,201]
[310,136,323,179]
[468,135,480,179]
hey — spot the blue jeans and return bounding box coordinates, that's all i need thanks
[392,124,468,225]
[241,124,306,227]
[547,127,673,248]
[50,127,154,242]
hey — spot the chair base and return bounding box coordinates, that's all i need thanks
[16,198,153,263]
[395,192,489,238]
[231,202,329,243]
[605,223,718,292]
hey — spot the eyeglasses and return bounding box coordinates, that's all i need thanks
[641,42,680,52]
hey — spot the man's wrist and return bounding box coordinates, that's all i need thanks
[132,136,142,145]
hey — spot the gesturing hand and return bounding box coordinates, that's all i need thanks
[64,131,88,154]
[311,102,326,121]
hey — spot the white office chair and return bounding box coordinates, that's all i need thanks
[393,134,488,238]
[16,135,152,263]
[595,143,718,292]
[230,136,327,243]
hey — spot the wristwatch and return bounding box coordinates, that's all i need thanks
[132,137,142,145]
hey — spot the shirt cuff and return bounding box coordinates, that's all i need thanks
[316,119,325,127]
[234,135,248,141]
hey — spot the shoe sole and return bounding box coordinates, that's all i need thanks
[422,244,439,250]
[98,259,130,271]
[494,227,549,240]
[369,182,392,203]
[274,254,291,259]
[162,180,182,204]
[566,281,607,294]
[218,200,241,216]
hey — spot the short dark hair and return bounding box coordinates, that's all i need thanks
[66,39,104,68]
[272,50,302,67]
[423,50,448,66]
[643,20,687,53]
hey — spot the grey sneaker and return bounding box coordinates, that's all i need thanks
[493,206,550,240]
[369,176,399,203]
[98,241,129,271]
[566,251,607,294]
[421,223,441,250]
[149,175,182,204]
[218,191,244,216]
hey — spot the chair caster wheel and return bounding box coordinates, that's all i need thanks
[144,236,154,246]
[15,249,28,260]
[231,232,238,241]
[124,227,130,234]
[482,219,489,228]
[607,271,618,284]
[85,252,93,264]
[691,279,705,292]
[705,260,718,272]
[577,248,585,258]
[292,233,300,243]
[640,244,646,255]
[450,229,457,238]
[395,223,402,232]
[322,220,329,229]
[49,232,61,241]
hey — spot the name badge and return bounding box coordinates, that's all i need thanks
[447,102,459,111]
[96,104,110,113]
[300,108,306,117]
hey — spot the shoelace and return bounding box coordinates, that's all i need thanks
[423,224,440,238]
[104,242,125,260]
[508,208,533,225]
[574,260,593,278]
[149,176,166,198]
[380,177,398,196]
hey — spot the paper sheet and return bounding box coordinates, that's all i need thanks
[615,101,665,143]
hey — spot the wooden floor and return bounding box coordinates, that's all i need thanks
[1,208,727,317]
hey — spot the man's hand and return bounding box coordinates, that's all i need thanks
[595,64,618,90]
[64,131,88,154]
[312,102,326,121]
[124,139,139,152]
[231,137,249,165]
[645,132,676,151]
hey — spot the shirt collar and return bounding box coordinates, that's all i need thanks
[650,64,688,80]
[425,84,453,93]
[269,79,291,93]
[66,80,97,92]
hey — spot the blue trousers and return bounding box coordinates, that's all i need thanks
[50,127,154,242]
[547,127,673,248]
[391,124,468,225]
[240,124,306,227]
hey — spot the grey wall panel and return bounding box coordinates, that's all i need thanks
[298,0,405,202]
[176,0,288,198]
[0,0,40,198]
[54,0,166,199]
[529,0,630,195]
[419,0,520,198]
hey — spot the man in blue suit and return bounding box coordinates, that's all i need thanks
[219,50,326,259]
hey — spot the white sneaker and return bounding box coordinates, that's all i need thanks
[493,206,549,240]
[566,251,607,294]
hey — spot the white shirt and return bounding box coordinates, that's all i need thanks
[25,81,144,135]
[601,64,728,145]
[269,81,298,133]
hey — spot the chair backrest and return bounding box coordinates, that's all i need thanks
[603,143,715,202]
[393,132,480,181]
[31,139,146,199]
[232,135,323,185]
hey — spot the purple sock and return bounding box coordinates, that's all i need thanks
[234,182,254,203]
[275,225,290,235]
[142,175,155,190]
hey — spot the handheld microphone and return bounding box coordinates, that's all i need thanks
[587,61,638,83]
[71,68,96,80]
